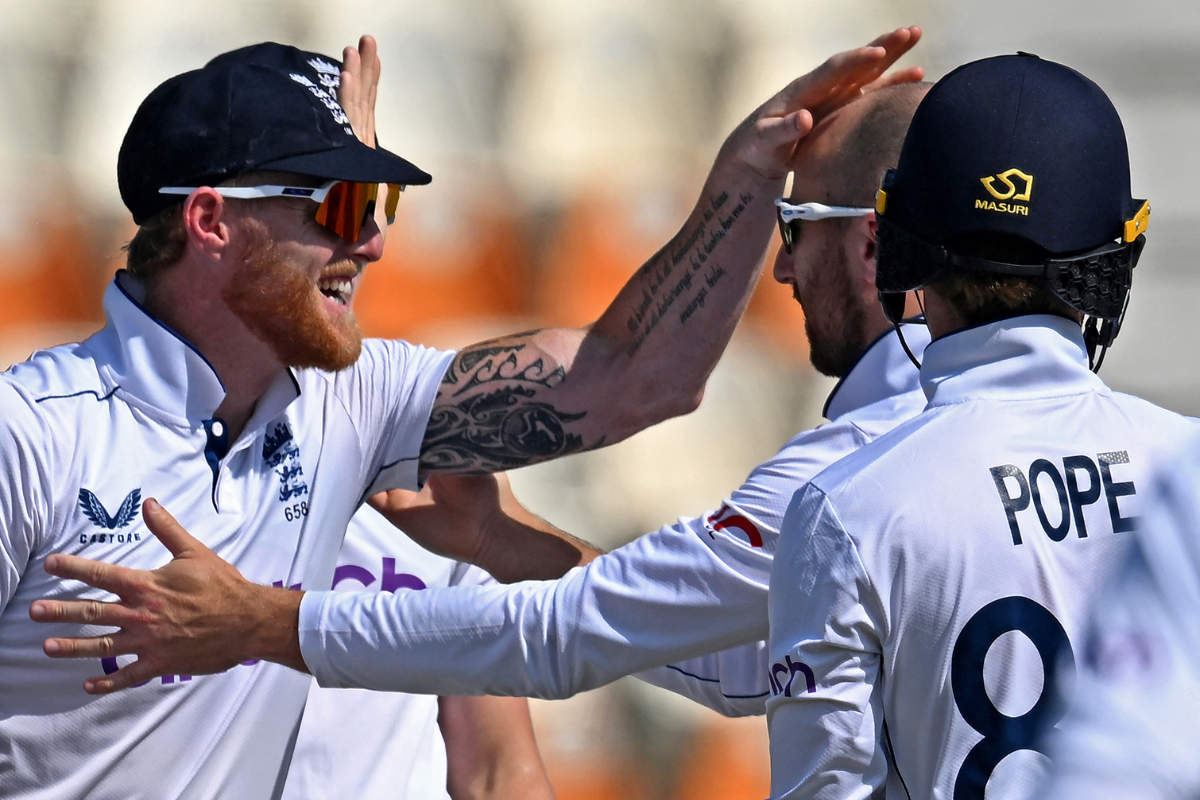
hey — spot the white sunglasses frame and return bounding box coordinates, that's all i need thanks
[774,198,875,222]
[159,181,340,202]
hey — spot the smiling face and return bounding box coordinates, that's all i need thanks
[220,175,381,371]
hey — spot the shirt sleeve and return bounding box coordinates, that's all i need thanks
[634,640,771,717]
[0,383,54,616]
[330,339,456,494]
[1041,447,1200,800]
[299,510,771,697]
[298,425,855,699]
[766,483,887,800]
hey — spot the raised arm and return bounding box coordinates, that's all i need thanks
[418,26,923,475]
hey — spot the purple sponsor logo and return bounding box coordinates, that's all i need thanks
[769,655,816,697]
[100,656,194,686]
[333,557,426,593]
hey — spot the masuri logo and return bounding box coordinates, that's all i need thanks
[976,168,1034,216]
[980,168,1034,201]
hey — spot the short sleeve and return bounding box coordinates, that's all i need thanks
[0,383,54,615]
[328,339,456,494]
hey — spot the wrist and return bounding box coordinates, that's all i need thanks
[245,583,308,673]
[475,516,601,583]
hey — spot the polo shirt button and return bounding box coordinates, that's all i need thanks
[211,421,224,438]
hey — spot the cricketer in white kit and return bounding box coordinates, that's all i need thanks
[766,53,1199,800]
[768,317,1195,799]
[0,279,451,799]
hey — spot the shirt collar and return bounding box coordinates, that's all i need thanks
[92,273,299,424]
[824,323,930,421]
[920,314,1106,406]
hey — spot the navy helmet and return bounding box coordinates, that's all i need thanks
[874,53,1148,363]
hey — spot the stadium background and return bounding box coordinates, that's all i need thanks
[1,0,1195,796]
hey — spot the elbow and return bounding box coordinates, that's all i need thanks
[681,384,706,415]
[641,383,706,428]
[616,384,705,443]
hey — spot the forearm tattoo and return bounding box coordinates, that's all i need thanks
[624,189,752,356]
[419,342,588,473]
[419,186,754,474]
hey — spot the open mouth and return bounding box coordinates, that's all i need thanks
[317,276,353,306]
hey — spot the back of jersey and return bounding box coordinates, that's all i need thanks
[767,320,1199,800]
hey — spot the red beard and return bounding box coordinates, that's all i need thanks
[223,224,363,372]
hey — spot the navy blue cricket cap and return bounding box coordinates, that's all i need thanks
[118,42,431,225]
[880,53,1135,255]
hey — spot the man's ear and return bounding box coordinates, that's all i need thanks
[181,189,233,261]
[849,213,878,291]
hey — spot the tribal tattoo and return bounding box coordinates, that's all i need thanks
[419,340,587,473]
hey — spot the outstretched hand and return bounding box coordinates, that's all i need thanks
[728,26,923,179]
[370,474,600,583]
[30,499,304,694]
[339,34,380,148]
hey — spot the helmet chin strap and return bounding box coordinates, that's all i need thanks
[882,290,926,370]
[895,320,923,370]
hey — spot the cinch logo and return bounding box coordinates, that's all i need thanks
[705,504,763,548]
[332,558,427,593]
[768,655,816,697]
[977,168,1033,216]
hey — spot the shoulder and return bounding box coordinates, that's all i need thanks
[0,377,43,444]
[2,341,106,408]
[807,407,946,498]
[753,422,874,487]
[355,338,456,375]
[1,341,109,445]
[0,371,63,501]
[1109,391,1198,429]
[774,478,870,602]
[718,420,882,542]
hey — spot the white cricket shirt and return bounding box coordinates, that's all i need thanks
[767,315,1199,800]
[1039,432,1200,800]
[283,506,495,800]
[298,326,931,712]
[0,275,454,799]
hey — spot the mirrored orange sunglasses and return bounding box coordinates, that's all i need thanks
[159,180,403,243]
